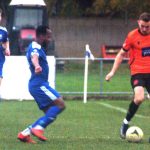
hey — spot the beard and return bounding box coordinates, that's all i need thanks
[42,41,48,50]
[41,41,49,54]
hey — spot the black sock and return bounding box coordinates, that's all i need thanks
[125,101,139,122]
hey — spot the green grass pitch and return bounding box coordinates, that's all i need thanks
[0,100,150,150]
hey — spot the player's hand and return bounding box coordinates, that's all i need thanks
[5,49,10,56]
[35,65,42,74]
[105,72,114,81]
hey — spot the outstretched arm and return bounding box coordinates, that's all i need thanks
[105,49,126,81]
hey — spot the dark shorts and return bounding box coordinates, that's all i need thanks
[131,73,150,93]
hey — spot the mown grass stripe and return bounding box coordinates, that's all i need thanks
[99,102,149,119]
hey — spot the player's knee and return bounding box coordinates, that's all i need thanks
[134,96,144,104]
[59,100,66,110]
[54,98,66,110]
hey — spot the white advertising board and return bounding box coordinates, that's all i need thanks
[1,56,55,100]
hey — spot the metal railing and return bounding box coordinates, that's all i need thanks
[55,57,133,95]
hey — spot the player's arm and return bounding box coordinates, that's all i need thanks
[2,41,10,56]
[105,48,126,81]
[31,54,42,74]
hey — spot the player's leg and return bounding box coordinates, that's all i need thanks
[120,74,145,139]
[145,77,150,142]
[18,83,65,142]
[30,83,65,141]
[0,60,5,99]
[145,76,150,99]
[120,86,145,139]
[17,124,36,143]
[0,62,4,96]
[31,98,65,141]
[17,131,36,144]
[0,77,2,97]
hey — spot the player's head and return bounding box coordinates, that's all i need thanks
[138,12,150,35]
[36,25,52,45]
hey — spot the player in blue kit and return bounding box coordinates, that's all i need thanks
[18,25,66,144]
[0,8,10,89]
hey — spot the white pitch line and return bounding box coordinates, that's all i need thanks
[99,102,149,119]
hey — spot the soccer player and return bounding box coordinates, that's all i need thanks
[105,12,150,139]
[0,8,10,89]
[17,25,65,144]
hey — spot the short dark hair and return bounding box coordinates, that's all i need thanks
[36,25,50,37]
[139,12,150,22]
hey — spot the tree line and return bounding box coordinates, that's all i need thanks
[45,0,150,19]
[1,0,150,18]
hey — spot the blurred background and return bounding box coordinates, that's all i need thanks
[0,0,150,58]
[1,0,150,97]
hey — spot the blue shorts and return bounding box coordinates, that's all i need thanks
[29,82,61,110]
[0,61,5,78]
[0,53,5,78]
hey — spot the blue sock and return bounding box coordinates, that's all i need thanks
[32,106,63,128]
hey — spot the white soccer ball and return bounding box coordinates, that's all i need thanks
[126,126,143,143]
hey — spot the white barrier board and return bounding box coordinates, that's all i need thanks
[1,56,55,100]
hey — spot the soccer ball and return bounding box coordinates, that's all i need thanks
[126,126,143,143]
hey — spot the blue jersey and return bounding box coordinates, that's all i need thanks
[26,41,49,86]
[0,26,8,62]
[0,26,9,77]
[26,41,61,110]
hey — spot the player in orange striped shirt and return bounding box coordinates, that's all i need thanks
[105,12,150,139]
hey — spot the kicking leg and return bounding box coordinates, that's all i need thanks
[31,98,65,141]
[120,86,144,139]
